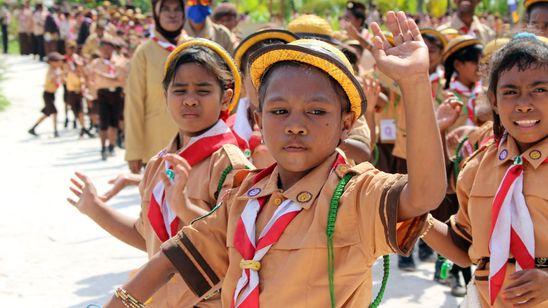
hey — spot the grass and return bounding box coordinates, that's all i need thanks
[0,57,9,112]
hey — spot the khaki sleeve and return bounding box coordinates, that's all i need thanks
[216,25,235,54]
[124,44,147,162]
[353,165,426,258]
[161,189,233,298]
[209,144,254,201]
[448,149,484,252]
[348,115,371,147]
[134,156,157,237]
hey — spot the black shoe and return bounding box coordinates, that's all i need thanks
[101,148,107,161]
[108,144,115,157]
[73,120,77,129]
[450,275,466,297]
[64,118,69,128]
[398,255,416,272]
[28,128,38,136]
[80,128,95,138]
[54,131,60,138]
[419,244,434,262]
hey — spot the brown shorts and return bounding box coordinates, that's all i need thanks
[98,88,123,130]
[41,91,57,116]
[67,91,83,114]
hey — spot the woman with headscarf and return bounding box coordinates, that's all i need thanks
[124,0,185,173]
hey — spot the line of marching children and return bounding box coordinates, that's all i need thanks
[67,2,548,308]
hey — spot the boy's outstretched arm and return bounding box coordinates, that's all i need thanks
[370,12,446,220]
[104,251,176,308]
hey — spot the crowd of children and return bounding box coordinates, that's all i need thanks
[12,0,547,306]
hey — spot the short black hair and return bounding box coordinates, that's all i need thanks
[526,2,548,23]
[257,61,351,114]
[423,33,444,51]
[488,36,548,139]
[162,46,233,94]
[240,39,287,75]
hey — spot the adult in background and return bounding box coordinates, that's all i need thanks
[17,2,33,55]
[438,0,495,44]
[0,4,10,54]
[524,0,548,37]
[124,0,184,173]
[183,0,234,54]
[44,6,61,54]
[211,2,240,45]
[32,3,46,61]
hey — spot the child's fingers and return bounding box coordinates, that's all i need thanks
[67,198,77,207]
[69,186,82,197]
[160,172,170,187]
[70,178,83,190]
[406,17,422,42]
[370,22,390,51]
[396,12,410,40]
[504,285,534,303]
[74,171,89,183]
[384,11,400,39]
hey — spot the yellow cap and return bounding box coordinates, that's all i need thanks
[481,37,510,64]
[439,27,460,42]
[249,39,365,119]
[287,15,337,44]
[442,35,483,63]
[164,38,242,113]
[524,0,548,9]
[420,28,448,50]
[234,29,299,69]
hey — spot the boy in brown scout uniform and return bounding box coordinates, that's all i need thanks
[28,52,64,137]
[103,11,447,308]
[89,38,127,160]
[69,39,252,308]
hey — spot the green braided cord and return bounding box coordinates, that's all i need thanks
[214,166,234,200]
[190,202,222,225]
[370,255,390,308]
[371,145,380,166]
[453,136,469,181]
[327,173,354,308]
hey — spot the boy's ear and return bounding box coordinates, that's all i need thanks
[221,88,234,111]
[454,60,464,72]
[341,112,356,139]
[487,91,498,114]
[253,110,263,131]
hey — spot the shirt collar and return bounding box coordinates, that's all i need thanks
[239,153,342,210]
[495,134,548,169]
[184,18,213,39]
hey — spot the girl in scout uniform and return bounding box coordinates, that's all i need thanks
[422,34,548,307]
[104,11,447,308]
[68,39,252,307]
[421,28,448,106]
[28,52,64,138]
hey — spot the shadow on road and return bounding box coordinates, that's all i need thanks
[69,270,131,308]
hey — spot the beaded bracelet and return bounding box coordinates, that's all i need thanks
[420,214,435,238]
[114,287,145,308]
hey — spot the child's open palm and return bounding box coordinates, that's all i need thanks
[67,172,101,216]
[370,11,429,83]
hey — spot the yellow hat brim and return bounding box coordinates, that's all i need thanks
[164,38,242,113]
[234,29,298,69]
[442,36,482,63]
[524,0,548,9]
[249,39,365,119]
[420,28,448,49]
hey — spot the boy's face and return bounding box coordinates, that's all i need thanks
[166,63,231,137]
[491,65,548,150]
[100,44,114,58]
[50,60,63,69]
[528,5,548,37]
[455,58,480,85]
[255,65,355,173]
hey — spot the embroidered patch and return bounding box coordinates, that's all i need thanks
[499,149,508,161]
[529,150,541,160]
[247,188,261,197]
[297,192,313,203]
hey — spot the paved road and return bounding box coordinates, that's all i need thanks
[0,55,462,307]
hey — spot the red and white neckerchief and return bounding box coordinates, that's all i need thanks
[230,97,253,157]
[450,80,481,126]
[232,155,346,307]
[151,36,177,52]
[429,66,444,103]
[102,59,116,78]
[488,134,543,304]
[53,68,62,88]
[65,55,76,71]
[148,120,239,242]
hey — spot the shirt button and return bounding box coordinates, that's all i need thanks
[273,198,282,206]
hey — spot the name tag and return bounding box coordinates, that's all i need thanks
[380,119,396,142]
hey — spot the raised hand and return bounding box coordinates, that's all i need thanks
[99,173,142,202]
[67,172,101,216]
[369,11,429,82]
[160,154,192,213]
[361,76,381,113]
[436,94,462,132]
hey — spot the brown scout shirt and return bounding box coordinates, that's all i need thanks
[44,67,61,93]
[162,152,427,307]
[450,135,548,307]
[89,57,127,90]
[135,137,252,307]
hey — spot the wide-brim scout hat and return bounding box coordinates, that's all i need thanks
[439,27,460,42]
[420,27,448,50]
[442,35,483,63]
[100,37,118,48]
[164,38,242,113]
[249,39,366,119]
[524,0,548,9]
[234,29,299,69]
[287,14,340,45]
[481,37,510,65]
[46,52,64,62]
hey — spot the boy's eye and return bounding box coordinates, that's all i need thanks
[502,90,517,95]
[533,87,547,93]
[198,90,210,95]
[308,109,326,115]
[271,109,287,115]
